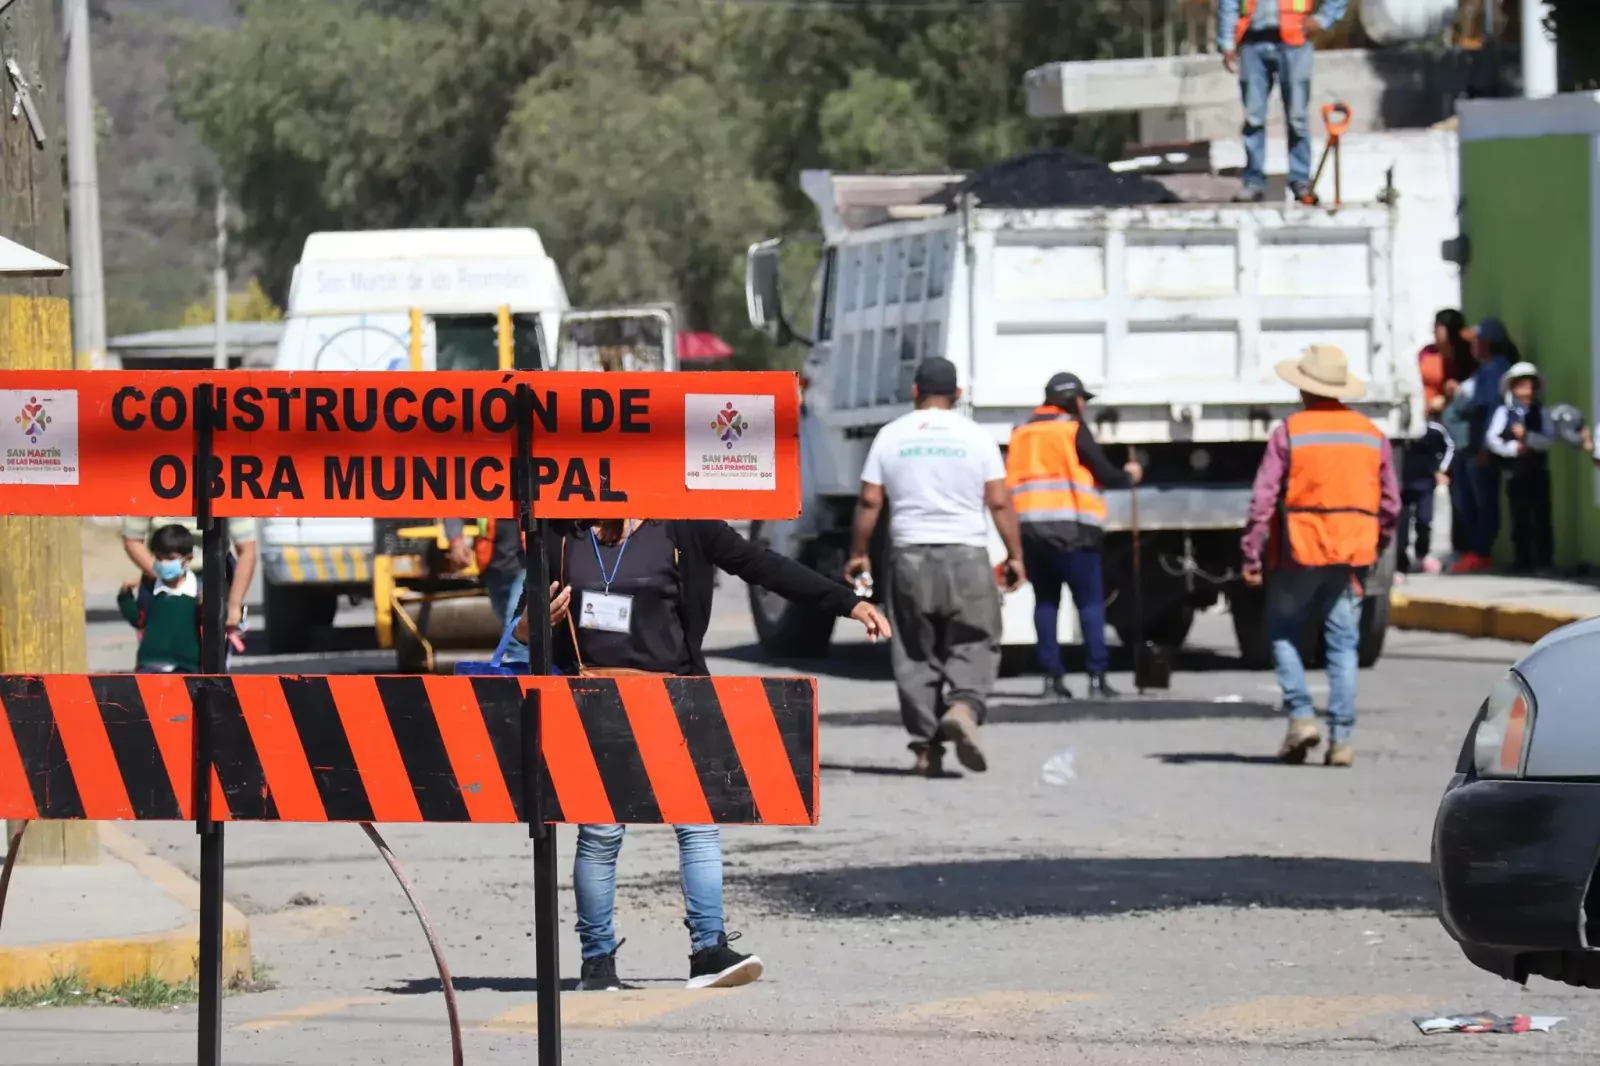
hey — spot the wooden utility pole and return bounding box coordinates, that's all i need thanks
[0,0,96,865]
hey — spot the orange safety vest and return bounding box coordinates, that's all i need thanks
[1270,407,1384,569]
[1005,408,1108,530]
[1235,0,1313,47]
[473,518,526,570]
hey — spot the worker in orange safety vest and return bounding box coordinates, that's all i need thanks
[1006,372,1142,701]
[1219,0,1349,203]
[1240,345,1399,768]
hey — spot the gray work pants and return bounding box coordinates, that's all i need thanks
[887,544,1002,753]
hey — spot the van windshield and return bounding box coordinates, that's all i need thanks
[435,313,544,371]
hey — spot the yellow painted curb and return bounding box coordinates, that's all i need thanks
[1390,594,1583,645]
[0,825,250,992]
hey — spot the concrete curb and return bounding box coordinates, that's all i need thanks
[0,825,250,992]
[1390,593,1585,645]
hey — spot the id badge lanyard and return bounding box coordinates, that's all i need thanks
[589,522,634,594]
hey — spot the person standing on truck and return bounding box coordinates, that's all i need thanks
[1006,372,1143,701]
[1241,345,1399,768]
[1219,0,1350,204]
[845,357,1025,777]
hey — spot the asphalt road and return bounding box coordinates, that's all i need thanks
[11,558,1599,1064]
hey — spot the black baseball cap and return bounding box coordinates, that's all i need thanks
[1045,371,1093,405]
[913,357,960,397]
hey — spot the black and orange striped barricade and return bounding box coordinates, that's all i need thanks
[0,674,819,827]
[0,369,808,1066]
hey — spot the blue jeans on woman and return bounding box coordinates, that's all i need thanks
[1267,566,1360,743]
[574,824,724,959]
[1239,36,1314,191]
[1023,542,1108,677]
[488,569,527,666]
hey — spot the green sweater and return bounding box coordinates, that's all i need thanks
[118,581,201,672]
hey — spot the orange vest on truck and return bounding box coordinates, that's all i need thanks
[1005,409,1108,532]
[1235,0,1313,47]
[1269,407,1384,569]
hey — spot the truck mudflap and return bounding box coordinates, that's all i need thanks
[262,544,372,586]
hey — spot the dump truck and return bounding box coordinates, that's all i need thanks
[744,157,1428,667]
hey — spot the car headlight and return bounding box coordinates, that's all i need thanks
[1473,670,1536,778]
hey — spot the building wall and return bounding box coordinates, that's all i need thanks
[1461,134,1596,567]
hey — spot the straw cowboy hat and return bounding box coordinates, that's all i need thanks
[1275,344,1367,400]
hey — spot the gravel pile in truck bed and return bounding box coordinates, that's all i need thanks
[925,149,1178,209]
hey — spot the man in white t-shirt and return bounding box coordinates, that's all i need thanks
[846,358,1025,777]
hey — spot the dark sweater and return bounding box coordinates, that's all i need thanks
[118,582,201,672]
[517,520,860,676]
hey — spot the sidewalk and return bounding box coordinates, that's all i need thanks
[0,825,250,993]
[1390,571,1600,644]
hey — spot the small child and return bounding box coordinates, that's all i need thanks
[1399,415,1454,573]
[1485,362,1555,571]
[117,523,201,673]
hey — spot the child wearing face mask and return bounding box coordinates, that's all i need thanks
[118,524,202,673]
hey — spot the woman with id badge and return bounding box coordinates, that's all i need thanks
[513,518,889,991]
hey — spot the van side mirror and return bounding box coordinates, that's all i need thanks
[745,239,793,345]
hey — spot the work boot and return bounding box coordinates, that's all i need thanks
[1233,185,1266,204]
[579,942,631,991]
[1325,742,1355,768]
[912,747,944,777]
[1291,181,1317,205]
[1042,673,1075,700]
[1087,674,1120,699]
[938,703,988,773]
[1278,718,1322,764]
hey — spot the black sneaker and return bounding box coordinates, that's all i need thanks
[1043,674,1075,700]
[1087,674,1121,699]
[579,941,631,991]
[686,932,764,989]
[1291,182,1318,205]
[1233,186,1266,204]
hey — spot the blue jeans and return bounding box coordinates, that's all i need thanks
[1468,460,1502,557]
[487,569,528,666]
[1268,567,1360,743]
[1239,37,1314,189]
[574,824,724,959]
[1024,542,1108,676]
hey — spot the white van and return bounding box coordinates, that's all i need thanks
[260,228,569,653]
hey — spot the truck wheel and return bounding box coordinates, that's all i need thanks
[1114,604,1195,652]
[1229,586,1273,669]
[747,519,838,659]
[1358,591,1390,667]
[263,581,338,655]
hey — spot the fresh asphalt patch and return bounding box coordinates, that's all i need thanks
[739,855,1436,920]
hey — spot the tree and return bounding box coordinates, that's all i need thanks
[488,0,781,336]
[1548,0,1600,89]
[180,277,282,325]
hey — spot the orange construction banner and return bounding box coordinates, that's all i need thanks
[0,370,800,519]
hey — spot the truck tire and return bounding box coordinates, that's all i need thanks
[263,581,338,655]
[1229,586,1273,669]
[1114,604,1195,652]
[747,519,838,659]
[1358,591,1390,667]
